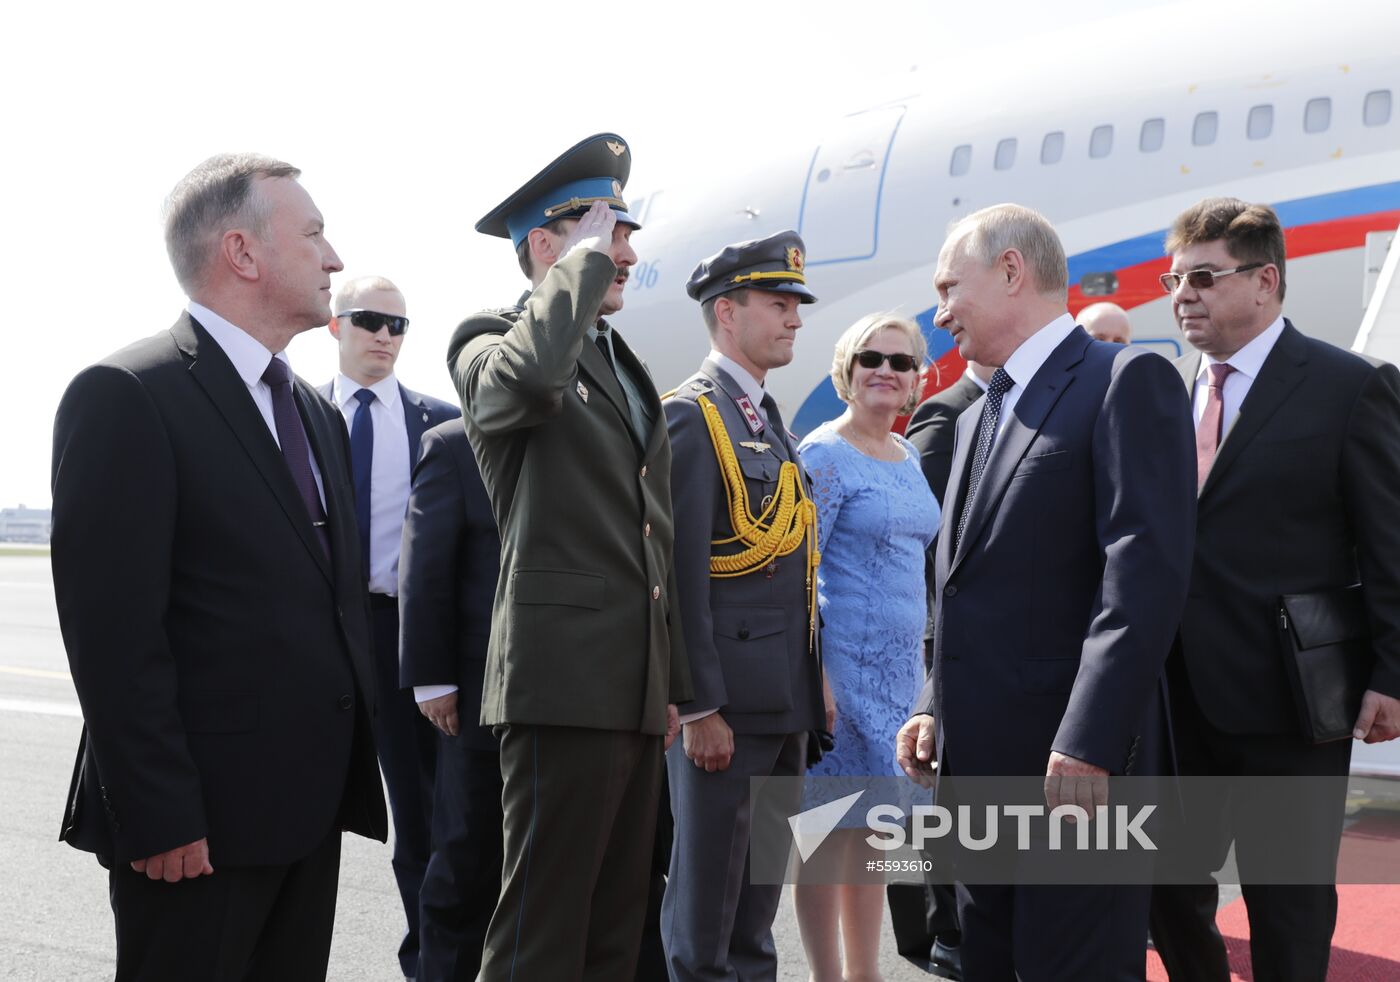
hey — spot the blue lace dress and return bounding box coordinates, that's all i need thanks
[799,422,939,779]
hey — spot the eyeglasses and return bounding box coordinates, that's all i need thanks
[1158,263,1264,294]
[853,349,920,373]
[338,309,410,336]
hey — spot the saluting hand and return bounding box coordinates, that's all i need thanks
[684,712,734,772]
[560,199,617,260]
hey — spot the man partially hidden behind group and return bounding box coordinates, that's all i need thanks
[51,154,386,981]
[897,203,1197,980]
[447,133,691,981]
[661,230,826,980]
[319,275,459,980]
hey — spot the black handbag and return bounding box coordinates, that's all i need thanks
[1277,584,1371,743]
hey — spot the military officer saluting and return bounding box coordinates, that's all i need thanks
[661,231,828,980]
[446,133,691,982]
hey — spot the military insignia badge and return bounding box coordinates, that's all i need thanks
[577,381,589,402]
[786,246,805,273]
[736,395,765,435]
[612,180,623,197]
[422,411,429,423]
[739,441,771,454]
[606,140,626,157]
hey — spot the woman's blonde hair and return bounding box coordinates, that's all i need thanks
[830,313,928,415]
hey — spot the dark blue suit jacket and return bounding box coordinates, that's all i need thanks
[316,379,460,469]
[916,327,1196,777]
[398,420,502,751]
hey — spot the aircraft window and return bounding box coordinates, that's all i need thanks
[1080,271,1119,297]
[1089,125,1114,159]
[1247,104,1273,140]
[950,144,972,177]
[995,138,1017,170]
[1304,97,1331,133]
[1364,90,1392,126]
[1041,131,1065,164]
[1192,111,1218,146]
[1139,118,1164,152]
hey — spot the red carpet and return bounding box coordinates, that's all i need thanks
[1146,885,1400,980]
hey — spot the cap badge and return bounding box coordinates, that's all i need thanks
[606,140,626,157]
[786,246,805,273]
[576,381,589,402]
[612,180,623,197]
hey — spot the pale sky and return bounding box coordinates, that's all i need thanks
[2,0,1170,508]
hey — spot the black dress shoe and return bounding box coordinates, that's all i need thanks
[929,938,963,980]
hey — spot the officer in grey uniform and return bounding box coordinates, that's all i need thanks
[447,133,692,982]
[661,231,827,980]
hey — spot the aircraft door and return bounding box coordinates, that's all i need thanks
[798,105,906,265]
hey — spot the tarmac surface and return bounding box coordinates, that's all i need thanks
[0,554,939,981]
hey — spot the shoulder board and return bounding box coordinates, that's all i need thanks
[662,376,715,403]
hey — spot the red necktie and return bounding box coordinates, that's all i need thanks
[1195,362,1236,488]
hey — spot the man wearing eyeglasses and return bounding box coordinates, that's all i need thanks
[659,231,827,981]
[1148,198,1400,982]
[321,276,460,982]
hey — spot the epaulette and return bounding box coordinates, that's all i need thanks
[662,376,715,403]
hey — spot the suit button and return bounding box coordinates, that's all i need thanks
[652,586,661,600]
[640,465,648,478]
[944,584,958,598]
[644,522,652,537]
[338,694,353,711]
[738,626,750,640]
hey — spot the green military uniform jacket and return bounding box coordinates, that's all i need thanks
[447,250,691,735]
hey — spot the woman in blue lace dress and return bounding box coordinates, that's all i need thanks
[793,313,939,982]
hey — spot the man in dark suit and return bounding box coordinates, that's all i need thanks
[318,275,459,981]
[447,133,691,981]
[895,203,1197,980]
[398,419,502,982]
[51,153,387,981]
[1147,198,1400,982]
[661,231,826,981]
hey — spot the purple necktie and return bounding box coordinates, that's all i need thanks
[261,357,330,558]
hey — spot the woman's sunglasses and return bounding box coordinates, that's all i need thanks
[338,309,410,336]
[854,349,919,373]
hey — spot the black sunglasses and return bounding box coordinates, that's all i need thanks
[854,349,920,373]
[338,309,410,336]
[1158,263,1264,294]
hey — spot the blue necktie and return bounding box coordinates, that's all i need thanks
[954,368,1014,553]
[350,388,375,580]
[261,357,329,558]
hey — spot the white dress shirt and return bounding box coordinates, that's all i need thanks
[331,373,412,597]
[1191,315,1285,434]
[992,312,1080,446]
[965,367,990,392]
[187,300,324,505]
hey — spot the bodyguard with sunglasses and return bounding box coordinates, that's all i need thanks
[321,276,460,981]
[1148,199,1400,982]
